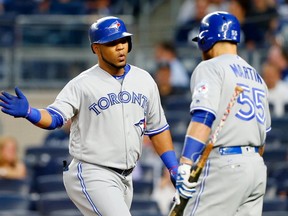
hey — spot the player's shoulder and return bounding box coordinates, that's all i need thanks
[128,64,154,79]
[69,65,99,82]
[129,64,150,74]
[59,65,99,90]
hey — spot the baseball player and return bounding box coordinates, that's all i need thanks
[174,11,271,216]
[0,16,179,216]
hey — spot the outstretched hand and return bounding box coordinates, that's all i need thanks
[0,87,29,118]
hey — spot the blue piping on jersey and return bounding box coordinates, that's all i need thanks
[190,107,216,119]
[266,127,272,133]
[112,64,131,79]
[77,162,102,216]
[191,159,210,216]
[145,124,169,136]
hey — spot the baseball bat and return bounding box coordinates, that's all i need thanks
[168,86,243,216]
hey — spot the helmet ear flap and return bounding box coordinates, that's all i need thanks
[127,37,132,52]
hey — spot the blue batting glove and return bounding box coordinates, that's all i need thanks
[0,87,29,118]
[174,163,197,205]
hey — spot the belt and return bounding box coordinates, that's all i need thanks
[108,167,134,176]
[219,146,259,155]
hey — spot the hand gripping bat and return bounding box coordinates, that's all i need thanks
[168,86,243,216]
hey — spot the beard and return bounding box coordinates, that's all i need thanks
[101,52,126,70]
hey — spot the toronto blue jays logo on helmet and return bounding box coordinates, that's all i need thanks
[108,21,121,31]
[134,118,146,136]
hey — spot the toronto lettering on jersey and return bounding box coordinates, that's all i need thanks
[88,91,148,115]
[229,64,262,84]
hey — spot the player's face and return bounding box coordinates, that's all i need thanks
[95,37,129,75]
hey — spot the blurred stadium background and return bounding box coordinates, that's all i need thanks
[0,0,288,216]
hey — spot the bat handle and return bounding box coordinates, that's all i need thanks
[168,197,189,216]
[168,169,201,216]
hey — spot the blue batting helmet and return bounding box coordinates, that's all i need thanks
[89,16,133,52]
[192,11,241,52]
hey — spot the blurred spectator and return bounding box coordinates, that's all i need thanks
[266,44,288,81]
[124,0,141,19]
[140,135,163,183]
[154,62,172,99]
[245,0,279,49]
[275,22,288,80]
[174,0,209,45]
[49,0,84,15]
[0,0,5,14]
[84,0,111,15]
[228,0,250,46]
[176,0,228,26]
[154,61,188,107]
[0,135,27,179]
[276,20,288,48]
[262,61,288,117]
[152,166,175,215]
[43,119,71,147]
[4,0,37,15]
[277,0,288,18]
[154,41,189,89]
[176,0,195,25]
[208,0,229,13]
[36,0,51,14]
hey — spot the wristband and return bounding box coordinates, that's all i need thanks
[182,135,205,162]
[160,150,178,173]
[46,108,65,129]
[26,107,41,124]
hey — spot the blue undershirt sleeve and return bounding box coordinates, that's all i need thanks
[191,110,215,128]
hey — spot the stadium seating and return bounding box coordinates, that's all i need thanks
[263,147,288,164]
[164,95,191,112]
[36,192,77,216]
[262,197,287,212]
[130,196,162,215]
[262,211,288,216]
[0,210,40,216]
[133,180,154,196]
[139,164,154,182]
[0,178,30,195]
[0,193,30,211]
[49,209,82,216]
[24,146,71,193]
[35,174,66,194]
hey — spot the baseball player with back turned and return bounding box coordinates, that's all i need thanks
[0,16,179,216]
[174,11,271,216]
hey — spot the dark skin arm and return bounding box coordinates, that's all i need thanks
[33,109,53,129]
[149,129,175,156]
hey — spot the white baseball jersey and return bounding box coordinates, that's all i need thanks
[48,64,169,169]
[190,54,271,147]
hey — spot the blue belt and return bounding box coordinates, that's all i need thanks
[219,146,259,155]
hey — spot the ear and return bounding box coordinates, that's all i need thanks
[91,44,98,54]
